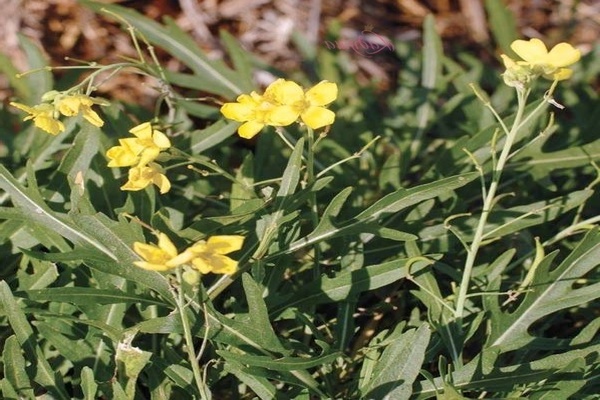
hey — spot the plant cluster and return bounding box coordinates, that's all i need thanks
[0,2,599,399]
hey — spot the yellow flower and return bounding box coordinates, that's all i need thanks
[106,122,171,168]
[133,233,179,271]
[265,79,338,129]
[508,38,581,81]
[106,138,143,167]
[121,164,171,194]
[10,102,65,135]
[56,94,104,127]
[220,79,338,138]
[170,235,245,275]
[220,91,297,139]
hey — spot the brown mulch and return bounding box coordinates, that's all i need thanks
[1,0,598,104]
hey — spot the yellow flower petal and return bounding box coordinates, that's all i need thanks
[221,102,256,122]
[82,108,104,127]
[138,147,160,168]
[264,79,304,105]
[34,115,65,135]
[133,260,173,271]
[206,235,245,255]
[106,145,139,167]
[191,254,238,275]
[301,106,335,129]
[121,166,151,191]
[267,105,299,126]
[157,233,178,258]
[129,122,153,139]
[546,42,581,68]
[152,130,171,149]
[238,121,265,139]
[152,171,171,194]
[305,81,338,106]
[166,249,195,267]
[511,38,548,63]
[546,68,573,81]
[10,102,37,114]
[132,233,180,271]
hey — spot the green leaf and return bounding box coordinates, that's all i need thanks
[416,343,600,397]
[69,213,173,301]
[486,229,600,352]
[190,120,239,154]
[361,324,431,400]
[0,164,115,258]
[485,0,518,55]
[0,281,70,399]
[18,287,166,307]
[3,335,35,399]
[36,322,94,362]
[17,34,53,103]
[511,138,600,173]
[239,274,287,354]
[223,360,280,400]
[217,349,341,371]
[80,367,98,400]
[286,173,477,253]
[47,123,101,199]
[421,190,594,244]
[269,258,434,314]
[422,14,443,90]
[219,30,254,92]
[116,334,152,399]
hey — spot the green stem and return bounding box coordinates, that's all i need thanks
[305,126,321,279]
[454,88,529,320]
[175,267,210,400]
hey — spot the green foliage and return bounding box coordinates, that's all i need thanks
[1,3,599,399]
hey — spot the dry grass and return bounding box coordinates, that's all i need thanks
[1,0,598,102]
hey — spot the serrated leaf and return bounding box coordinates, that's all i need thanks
[486,229,600,352]
[414,344,600,398]
[511,138,600,172]
[421,190,593,244]
[269,258,433,315]
[287,173,476,253]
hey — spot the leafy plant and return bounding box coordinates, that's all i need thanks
[1,2,599,399]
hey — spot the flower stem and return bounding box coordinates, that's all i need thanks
[305,126,321,279]
[454,88,529,320]
[174,267,210,400]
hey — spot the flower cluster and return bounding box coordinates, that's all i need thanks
[220,79,338,139]
[10,91,106,135]
[501,38,580,88]
[106,122,171,194]
[133,233,245,275]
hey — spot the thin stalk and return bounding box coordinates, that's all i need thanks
[175,267,210,400]
[454,88,529,320]
[305,126,321,279]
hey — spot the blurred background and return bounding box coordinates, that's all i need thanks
[1,0,598,105]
